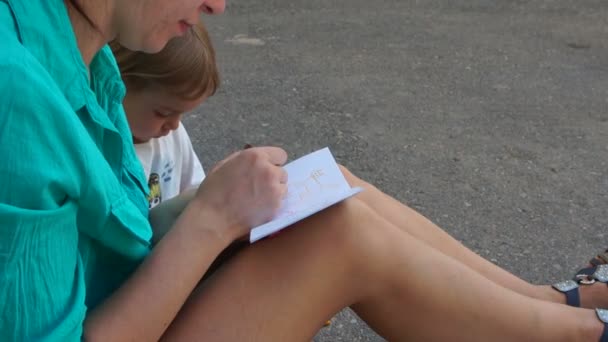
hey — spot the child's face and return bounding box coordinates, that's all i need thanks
[123,86,207,143]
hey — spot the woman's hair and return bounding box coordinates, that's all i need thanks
[111,23,220,101]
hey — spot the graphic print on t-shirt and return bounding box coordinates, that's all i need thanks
[146,159,175,209]
[147,173,162,208]
[161,160,174,183]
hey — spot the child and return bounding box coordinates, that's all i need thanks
[111,23,219,210]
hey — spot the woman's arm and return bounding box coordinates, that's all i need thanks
[84,197,231,341]
[83,147,289,342]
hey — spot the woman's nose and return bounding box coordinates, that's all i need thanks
[201,0,226,15]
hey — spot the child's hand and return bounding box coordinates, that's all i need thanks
[193,146,288,241]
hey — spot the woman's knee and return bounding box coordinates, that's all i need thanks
[338,165,384,195]
[339,165,366,187]
[306,198,399,267]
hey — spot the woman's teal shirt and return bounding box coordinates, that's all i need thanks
[0,0,153,340]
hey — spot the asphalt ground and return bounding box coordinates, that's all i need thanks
[183,1,608,340]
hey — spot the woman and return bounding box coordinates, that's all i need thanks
[0,0,606,341]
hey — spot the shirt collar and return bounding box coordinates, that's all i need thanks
[7,0,89,111]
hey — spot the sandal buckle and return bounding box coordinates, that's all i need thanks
[576,273,596,285]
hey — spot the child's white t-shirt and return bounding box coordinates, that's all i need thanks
[135,123,205,209]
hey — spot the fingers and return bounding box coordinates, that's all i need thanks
[279,168,288,184]
[209,150,240,173]
[214,146,287,172]
[209,146,288,190]
[256,146,288,166]
[257,148,288,184]
[269,167,288,199]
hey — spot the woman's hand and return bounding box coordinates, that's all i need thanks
[193,146,288,242]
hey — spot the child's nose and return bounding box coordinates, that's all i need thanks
[164,117,180,131]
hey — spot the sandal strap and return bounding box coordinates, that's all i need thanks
[552,280,581,307]
[595,265,608,282]
[553,265,608,308]
[591,251,608,267]
[575,265,608,284]
[596,309,608,342]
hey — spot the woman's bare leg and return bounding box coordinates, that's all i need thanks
[162,199,602,341]
[342,167,608,309]
[338,166,563,303]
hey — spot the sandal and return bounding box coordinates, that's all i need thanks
[596,308,608,341]
[590,250,608,267]
[552,264,608,307]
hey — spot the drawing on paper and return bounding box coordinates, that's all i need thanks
[277,168,341,219]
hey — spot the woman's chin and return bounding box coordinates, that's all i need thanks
[138,36,171,54]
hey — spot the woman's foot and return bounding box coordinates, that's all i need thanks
[541,283,608,308]
[542,263,608,308]
[580,283,608,309]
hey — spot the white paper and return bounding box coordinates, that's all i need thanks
[250,147,362,243]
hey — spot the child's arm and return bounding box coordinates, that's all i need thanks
[148,187,197,245]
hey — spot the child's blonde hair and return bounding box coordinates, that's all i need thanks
[111,23,219,100]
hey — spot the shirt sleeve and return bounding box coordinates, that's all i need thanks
[177,124,205,192]
[0,56,87,341]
